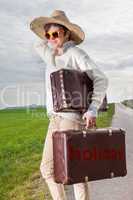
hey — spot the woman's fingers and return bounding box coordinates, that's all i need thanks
[86,117,96,128]
[91,118,96,127]
[82,113,96,129]
[86,118,90,128]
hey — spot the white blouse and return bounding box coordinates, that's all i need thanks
[33,38,109,121]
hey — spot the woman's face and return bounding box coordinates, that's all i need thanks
[45,25,68,49]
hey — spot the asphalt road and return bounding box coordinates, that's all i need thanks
[64,103,133,200]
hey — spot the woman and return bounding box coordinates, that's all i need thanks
[30,10,108,200]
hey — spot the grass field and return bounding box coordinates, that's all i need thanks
[0,104,115,200]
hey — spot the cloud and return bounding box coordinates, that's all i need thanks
[0,0,133,107]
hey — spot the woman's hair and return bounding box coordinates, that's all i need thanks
[43,23,71,40]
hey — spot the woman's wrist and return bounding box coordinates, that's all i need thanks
[87,105,98,117]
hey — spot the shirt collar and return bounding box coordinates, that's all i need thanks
[50,40,76,55]
[61,40,76,53]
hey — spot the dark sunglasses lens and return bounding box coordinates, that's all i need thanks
[52,32,59,38]
[45,33,50,39]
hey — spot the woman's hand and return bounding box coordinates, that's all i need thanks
[82,111,96,129]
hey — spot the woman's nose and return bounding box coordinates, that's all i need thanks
[51,35,56,40]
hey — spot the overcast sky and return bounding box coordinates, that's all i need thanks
[0,0,133,108]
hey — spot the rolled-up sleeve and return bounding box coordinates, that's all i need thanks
[78,52,109,116]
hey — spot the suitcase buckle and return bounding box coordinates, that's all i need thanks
[108,129,113,136]
[81,123,97,137]
[82,130,87,137]
[110,172,114,178]
[85,176,89,182]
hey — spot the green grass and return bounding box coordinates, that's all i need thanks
[0,107,49,200]
[0,104,115,200]
[97,103,115,128]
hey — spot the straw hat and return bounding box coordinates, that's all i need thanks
[30,10,85,45]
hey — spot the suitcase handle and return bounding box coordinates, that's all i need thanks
[81,122,97,131]
[72,118,97,131]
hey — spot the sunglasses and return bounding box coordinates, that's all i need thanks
[45,30,64,40]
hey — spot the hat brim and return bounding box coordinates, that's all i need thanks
[30,16,85,45]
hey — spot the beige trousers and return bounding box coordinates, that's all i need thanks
[40,114,91,200]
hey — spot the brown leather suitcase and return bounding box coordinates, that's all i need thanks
[52,127,127,185]
[50,68,107,113]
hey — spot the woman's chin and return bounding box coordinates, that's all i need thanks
[48,42,56,49]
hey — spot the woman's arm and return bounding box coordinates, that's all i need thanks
[33,38,55,65]
[33,38,48,59]
[78,52,109,117]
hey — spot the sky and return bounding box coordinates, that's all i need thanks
[0,0,133,109]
